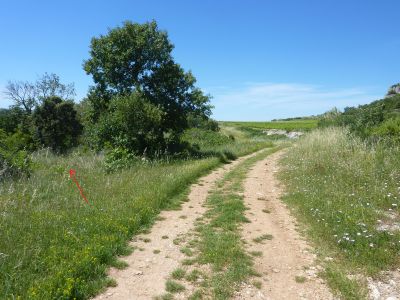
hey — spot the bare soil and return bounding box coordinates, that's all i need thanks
[94,152,259,300]
[95,150,335,299]
[234,151,334,300]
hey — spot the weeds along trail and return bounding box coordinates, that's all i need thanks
[94,149,265,300]
[280,128,400,299]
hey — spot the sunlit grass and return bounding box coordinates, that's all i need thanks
[0,125,280,299]
[280,127,400,298]
[0,152,221,299]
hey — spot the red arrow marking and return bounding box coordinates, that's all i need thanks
[69,169,89,204]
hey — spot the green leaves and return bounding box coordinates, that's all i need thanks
[94,92,165,156]
[83,20,212,155]
[84,20,173,95]
[33,96,83,153]
[319,93,400,141]
[0,129,32,178]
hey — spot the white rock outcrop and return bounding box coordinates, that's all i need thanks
[262,129,304,139]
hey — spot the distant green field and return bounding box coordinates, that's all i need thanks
[221,119,318,131]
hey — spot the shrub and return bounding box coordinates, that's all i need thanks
[33,96,83,153]
[318,107,341,128]
[319,94,400,141]
[104,147,138,173]
[371,117,400,142]
[0,107,26,133]
[187,113,219,131]
[0,129,32,178]
[181,128,233,151]
[93,92,166,155]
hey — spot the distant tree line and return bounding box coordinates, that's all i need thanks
[0,20,217,177]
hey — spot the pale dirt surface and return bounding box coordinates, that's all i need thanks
[94,151,260,300]
[234,151,335,300]
[94,149,337,299]
[368,269,400,300]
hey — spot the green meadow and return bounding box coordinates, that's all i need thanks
[0,125,276,299]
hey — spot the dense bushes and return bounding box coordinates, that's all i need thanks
[92,93,165,154]
[0,107,26,133]
[371,116,400,142]
[33,96,83,153]
[181,128,233,151]
[1,21,218,180]
[104,147,138,172]
[2,21,216,173]
[0,129,32,178]
[318,94,400,141]
[186,113,220,131]
[1,74,82,158]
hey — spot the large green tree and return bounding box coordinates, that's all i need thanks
[84,21,173,96]
[83,21,212,153]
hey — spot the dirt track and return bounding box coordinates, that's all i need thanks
[95,150,334,299]
[94,151,259,300]
[234,151,334,299]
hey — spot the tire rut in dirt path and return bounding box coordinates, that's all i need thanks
[94,151,261,300]
[235,151,335,300]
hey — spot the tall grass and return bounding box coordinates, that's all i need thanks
[0,152,218,299]
[280,127,400,298]
[0,127,275,299]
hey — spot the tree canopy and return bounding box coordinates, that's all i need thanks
[84,21,173,96]
[33,96,82,153]
[83,20,213,154]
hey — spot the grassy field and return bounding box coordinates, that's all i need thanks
[280,127,400,298]
[221,119,318,131]
[0,126,275,299]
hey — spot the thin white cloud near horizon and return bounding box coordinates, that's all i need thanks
[0,81,383,122]
[210,82,383,121]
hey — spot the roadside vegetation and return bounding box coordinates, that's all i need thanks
[319,94,400,141]
[0,125,277,299]
[281,92,400,299]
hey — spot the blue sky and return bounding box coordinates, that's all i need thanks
[0,0,398,121]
